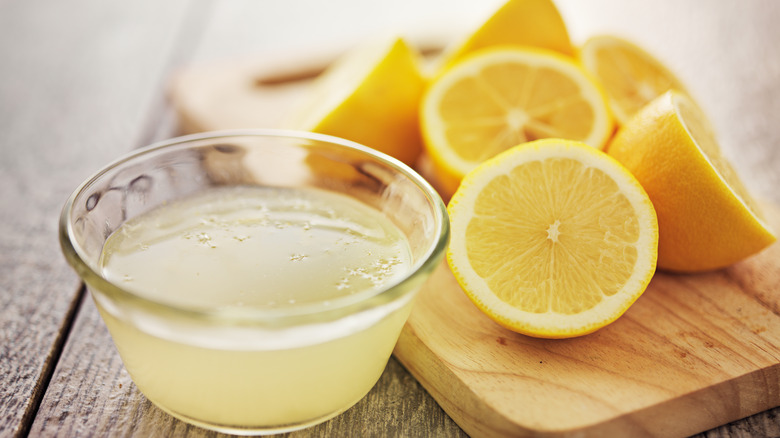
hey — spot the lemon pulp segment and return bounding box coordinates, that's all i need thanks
[465,157,640,314]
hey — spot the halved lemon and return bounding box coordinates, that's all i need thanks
[421,47,614,197]
[580,34,690,125]
[290,36,425,167]
[607,90,776,271]
[447,139,658,338]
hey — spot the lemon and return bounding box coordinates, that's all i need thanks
[580,34,691,126]
[607,90,776,272]
[438,0,574,71]
[447,139,658,338]
[290,36,426,167]
[421,47,614,197]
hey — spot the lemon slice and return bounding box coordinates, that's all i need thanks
[438,0,574,71]
[580,35,690,125]
[607,90,776,272]
[421,47,614,197]
[290,36,426,167]
[447,139,658,338]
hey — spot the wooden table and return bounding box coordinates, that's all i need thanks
[1,1,778,436]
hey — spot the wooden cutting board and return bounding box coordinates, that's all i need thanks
[396,229,780,437]
[169,57,780,438]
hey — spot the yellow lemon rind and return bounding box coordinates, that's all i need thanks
[293,36,426,167]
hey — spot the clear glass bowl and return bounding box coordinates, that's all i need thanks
[59,130,449,435]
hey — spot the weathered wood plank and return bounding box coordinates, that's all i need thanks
[0,0,192,436]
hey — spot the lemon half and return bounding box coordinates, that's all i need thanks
[447,139,658,338]
[421,47,614,197]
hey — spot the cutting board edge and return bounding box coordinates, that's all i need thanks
[395,330,780,438]
[394,325,531,438]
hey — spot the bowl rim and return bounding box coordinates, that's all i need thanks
[59,129,450,326]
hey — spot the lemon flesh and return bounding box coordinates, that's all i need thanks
[448,139,658,338]
[422,47,614,196]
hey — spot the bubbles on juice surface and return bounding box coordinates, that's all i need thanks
[335,256,406,291]
[99,186,413,310]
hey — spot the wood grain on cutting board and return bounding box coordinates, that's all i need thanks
[394,219,780,436]
[169,56,780,438]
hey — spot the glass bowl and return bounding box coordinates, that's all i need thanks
[59,130,449,435]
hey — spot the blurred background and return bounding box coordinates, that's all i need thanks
[3,0,777,198]
[184,0,779,198]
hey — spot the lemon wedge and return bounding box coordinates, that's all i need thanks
[607,90,776,271]
[438,0,574,71]
[291,36,426,167]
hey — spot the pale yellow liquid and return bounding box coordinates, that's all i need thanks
[96,186,415,433]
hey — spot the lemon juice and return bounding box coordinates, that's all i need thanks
[96,185,415,432]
